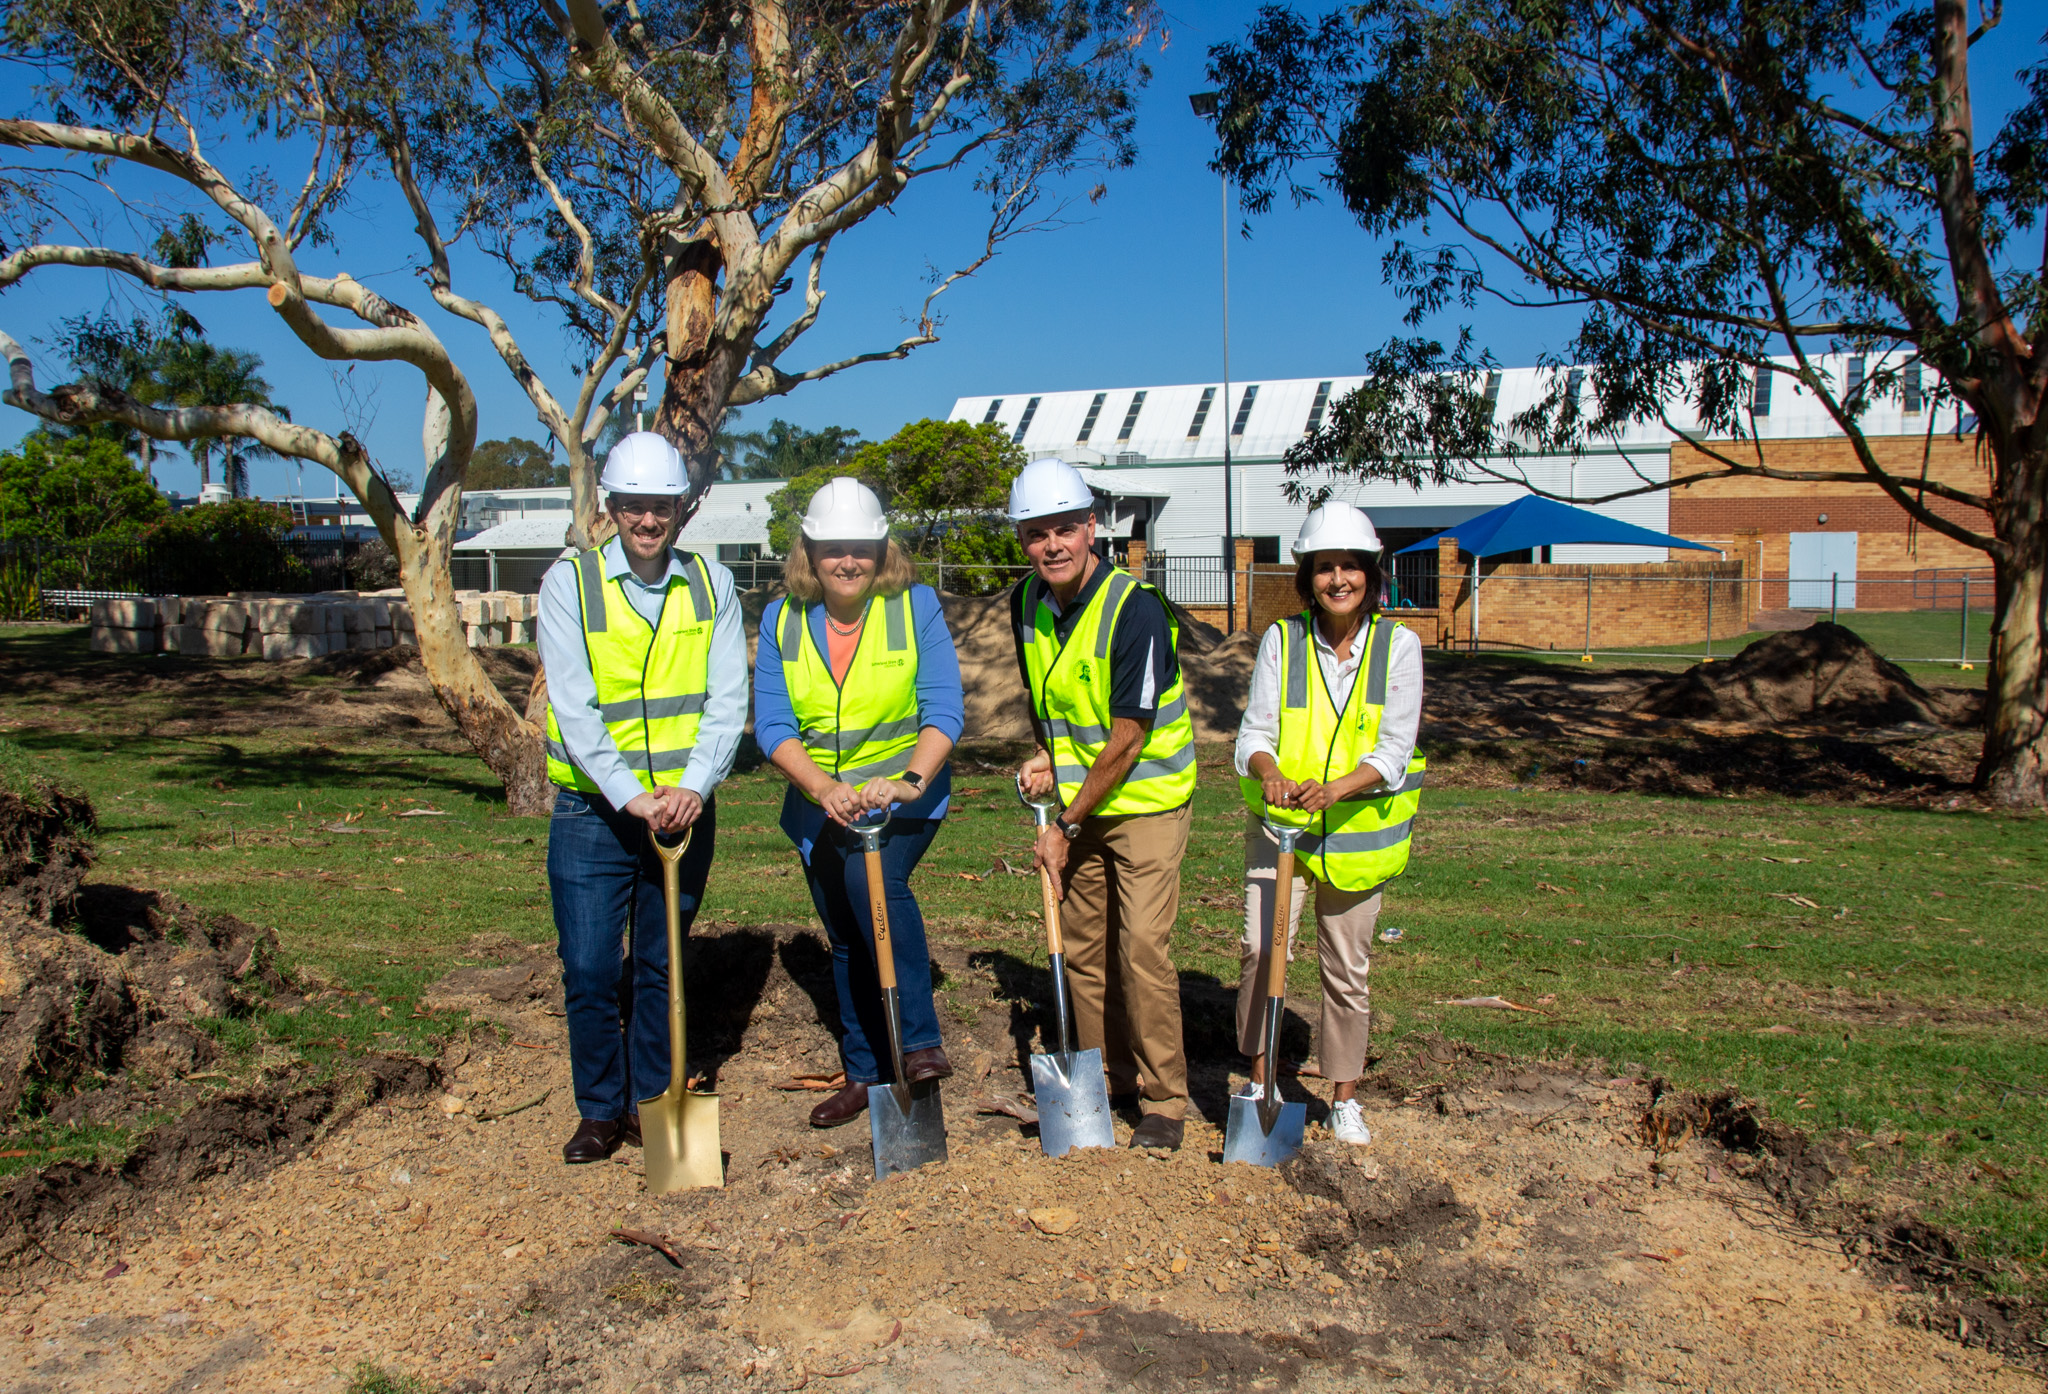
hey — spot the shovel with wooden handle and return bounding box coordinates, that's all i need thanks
[848,807,948,1180]
[639,828,723,1192]
[1223,820,1309,1167]
[1016,777,1115,1157]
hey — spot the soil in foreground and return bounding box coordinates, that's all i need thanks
[5,921,2038,1394]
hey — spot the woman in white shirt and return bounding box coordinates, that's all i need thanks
[1234,502,1426,1147]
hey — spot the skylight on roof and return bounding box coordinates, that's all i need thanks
[1117,391,1146,442]
[1230,384,1258,436]
[1304,381,1332,434]
[1012,396,1041,444]
[1186,387,1216,439]
[981,399,1003,424]
[1077,392,1106,443]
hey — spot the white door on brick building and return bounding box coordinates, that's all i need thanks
[1788,532,1858,609]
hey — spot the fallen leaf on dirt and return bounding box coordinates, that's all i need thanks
[987,857,1031,877]
[1769,892,1821,909]
[398,807,449,817]
[1534,881,1576,894]
[1435,995,1551,1015]
[1535,994,1557,1006]
[1742,943,1787,950]
[1761,856,1810,864]
[102,1262,128,1279]
[317,823,363,834]
[610,1228,683,1266]
[1028,1207,1081,1235]
[1059,1329,1087,1349]
[1754,1025,1798,1035]
[979,1093,1039,1125]
[1070,1305,1111,1318]
[436,1093,466,1115]
[0,1149,32,1158]
[1632,1248,1687,1262]
[775,1072,847,1092]
[878,1319,902,1348]
[968,1050,994,1083]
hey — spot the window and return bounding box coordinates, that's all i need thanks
[1565,368,1584,404]
[1483,371,1503,410]
[1186,386,1217,439]
[1847,356,1865,401]
[1752,366,1773,416]
[1076,392,1107,443]
[1011,396,1041,444]
[1304,380,1333,434]
[1117,391,1146,442]
[981,399,1003,424]
[1230,384,1259,436]
[1904,363,1923,413]
[1250,535,1281,564]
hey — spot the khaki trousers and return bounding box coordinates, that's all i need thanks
[1058,803,1191,1119]
[1235,813,1381,1082]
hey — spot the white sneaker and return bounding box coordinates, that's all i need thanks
[1234,1079,1262,1100]
[1329,1099,1372,1146]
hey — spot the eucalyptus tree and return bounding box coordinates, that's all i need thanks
[1205,0,2048,804]
[0,0,1155,812]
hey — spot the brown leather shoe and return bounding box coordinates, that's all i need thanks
[620,1111,642,1148]
[1129,1114,1184,1151]
[562,1117,623,1164]
[809,1081,871,1128]
[902,1046,953,1084]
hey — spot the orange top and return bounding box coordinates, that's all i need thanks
[824,614,863,685]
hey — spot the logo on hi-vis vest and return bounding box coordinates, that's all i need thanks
[1075,660,1095,684]
[873,657,907,670]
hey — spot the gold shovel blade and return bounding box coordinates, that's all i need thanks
[639,1087,723,1192]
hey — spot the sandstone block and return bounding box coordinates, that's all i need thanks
[262,632,330,660]
[90,626,155,654]
[191,600,249,633]
[94,597,162,629]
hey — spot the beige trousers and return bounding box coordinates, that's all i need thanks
[1058,804,1192,1119]
[1235,813,1381,1082]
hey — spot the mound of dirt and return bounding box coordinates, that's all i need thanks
[1638,623,1978,728]
[0,884,294,1117]
[0,783,95,924]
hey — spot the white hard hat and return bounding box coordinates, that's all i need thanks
[1007,458,1094,524]
[800,476,890,542]
[1291,501,1382,558]
[599,432,688,495]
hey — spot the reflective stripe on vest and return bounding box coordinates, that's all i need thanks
[543,548,715,795]
[1238,611,1424,892]
[779,588,922,796]
[1018,566,1197,818]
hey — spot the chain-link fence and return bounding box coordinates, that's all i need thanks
[0,535,366,621]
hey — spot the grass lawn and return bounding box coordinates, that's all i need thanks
[1,625,2042,1292]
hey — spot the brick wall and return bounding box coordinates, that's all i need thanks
[1669,436,1993,608]
[1434,557,1750,651]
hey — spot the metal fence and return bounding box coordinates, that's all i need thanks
[0,535,365,621]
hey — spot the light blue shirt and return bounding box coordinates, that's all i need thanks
[754,585,965,861]
[537,537,747,811]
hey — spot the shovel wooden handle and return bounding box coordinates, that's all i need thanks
[1264,845,1295,999]
[1038,866,1065,957]
[865,848,897,992]
[648,828,694,1090]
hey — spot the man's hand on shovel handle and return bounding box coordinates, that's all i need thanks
[1018,748,1056,800]
[1034,821,1070,898]
[625,787,699,835]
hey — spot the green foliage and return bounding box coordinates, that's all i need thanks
[765,420,1026,588]
[348,539,401,591]
[467,438,566,491]
[0,432,167,543]
[141,501,310,594]
[723,418,861,481]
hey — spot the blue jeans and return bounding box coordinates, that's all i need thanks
[801,816,943,1084]
[547,787,716,1121]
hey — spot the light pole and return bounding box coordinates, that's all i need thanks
[1190,90,1235,629]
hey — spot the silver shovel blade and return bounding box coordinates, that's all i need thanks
[1222,1093,1307,1168]
[868,1079,948,1180]
[1029,1049,1115,1157]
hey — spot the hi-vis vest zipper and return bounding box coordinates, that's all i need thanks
[544,547,715,795]
[777,588,922,795]
[1238,611,1425,892]
[1018,566,1197,818]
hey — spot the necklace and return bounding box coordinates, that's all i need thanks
[825,612,864,636]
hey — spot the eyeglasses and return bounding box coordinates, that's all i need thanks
[612,499,679,520]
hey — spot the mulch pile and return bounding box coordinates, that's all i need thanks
[1638,623,1979,728]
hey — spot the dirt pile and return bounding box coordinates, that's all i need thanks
[0,777,95,923]
[1639,623,1978,728]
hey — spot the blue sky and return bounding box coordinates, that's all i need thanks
[1,3,2034,499]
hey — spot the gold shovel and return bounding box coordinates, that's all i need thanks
[640,828,723,1192]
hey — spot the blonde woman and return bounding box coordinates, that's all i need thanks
[752,479,965,1129]
[1234,502,1425,1147]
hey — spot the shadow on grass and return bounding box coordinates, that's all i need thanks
[7,729,504,805]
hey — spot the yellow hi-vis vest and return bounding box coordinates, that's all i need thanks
[1238,611,1425,892]
[1017,566,1197,818]
[544,547,716,795]
[777,588,922,794]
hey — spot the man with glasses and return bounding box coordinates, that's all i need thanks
[537,433,746,1164]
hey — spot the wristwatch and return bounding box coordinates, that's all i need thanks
[899,770,924,790]
[1055,815,1082,841]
